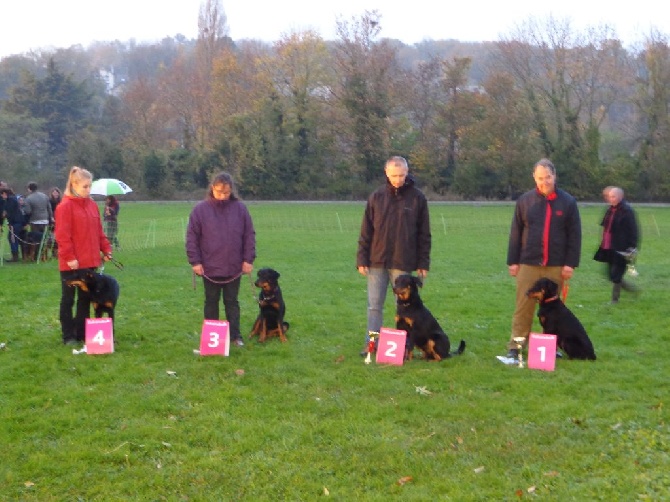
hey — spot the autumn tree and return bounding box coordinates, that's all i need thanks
[332,10,399,185]
[496,17,630,197]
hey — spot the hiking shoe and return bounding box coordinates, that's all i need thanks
[233,338,244,347]
[506,348,519,359]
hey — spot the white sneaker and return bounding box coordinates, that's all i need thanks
[233,338,244,347]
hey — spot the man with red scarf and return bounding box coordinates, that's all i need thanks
[503,158,582,360]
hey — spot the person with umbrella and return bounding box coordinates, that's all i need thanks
[104,195,120,249]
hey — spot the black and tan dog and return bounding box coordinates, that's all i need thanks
[67,271,120,319]
[393,274,465,361]
[249,268,289,343]
[526,277,596,360]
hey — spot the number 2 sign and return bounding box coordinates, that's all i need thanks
[85,318,114,354]
[199,320,230,356]
[376,327,407,365]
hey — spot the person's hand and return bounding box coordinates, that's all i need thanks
[508,264,519,277]
[561,266,574,280]
[192,264,204,276]
[103,253,112,262]
[417,269,428,278]
[67,259,79,270]
[242,261,253,274]
[358,266,369,276]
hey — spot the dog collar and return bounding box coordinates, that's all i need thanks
[542,295,560,303]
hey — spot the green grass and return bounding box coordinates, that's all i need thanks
[1,202,668,500]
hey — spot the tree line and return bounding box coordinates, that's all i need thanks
[1,3,669,201]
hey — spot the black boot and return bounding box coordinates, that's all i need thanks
[611,283,621,304]
[8,252,19,262]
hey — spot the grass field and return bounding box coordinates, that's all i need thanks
[1,201,668,500]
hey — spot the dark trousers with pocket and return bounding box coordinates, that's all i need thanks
[203,275,242,340]
[59,269,94,342]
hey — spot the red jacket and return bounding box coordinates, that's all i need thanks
[55,195,111,272]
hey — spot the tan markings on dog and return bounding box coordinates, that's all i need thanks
[66,280,90,292]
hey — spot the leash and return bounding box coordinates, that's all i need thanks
[562,280,569,303]
[192,270,243,290]
[100,255,124,273]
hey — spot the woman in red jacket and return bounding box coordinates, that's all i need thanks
[55,167,113,345]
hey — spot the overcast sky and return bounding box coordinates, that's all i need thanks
[1,0,667,58]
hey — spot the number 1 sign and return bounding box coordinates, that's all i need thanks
[85,318,114,354]
[376,327,407,365]
[199,320,230,356]
[528,333,557,371]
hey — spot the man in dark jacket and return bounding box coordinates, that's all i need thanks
[1,187,26,262]
[594,186,640,303]
[503,158,582,360]
[356,156,432,354]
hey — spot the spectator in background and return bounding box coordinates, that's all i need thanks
[593,186,640,303]
[24,181,53,233]
[49,187,63,257]
[103,195,120,249]
[0,180,7,229]
[186,172,256,347]
[55,167,112,345]
[502,158,582,361]
[356,156,432,355]
[1,186,26,262]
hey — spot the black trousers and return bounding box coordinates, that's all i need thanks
[59,269,94,342]
[203,275,242,339]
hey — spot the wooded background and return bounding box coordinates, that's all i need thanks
[1,3,669,201]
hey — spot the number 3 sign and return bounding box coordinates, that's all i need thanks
[199,320,230,356]
[85,318,114,354]
[376,327,407,365]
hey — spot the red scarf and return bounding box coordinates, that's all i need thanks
[601,206,617,249]
[540,190,557,266]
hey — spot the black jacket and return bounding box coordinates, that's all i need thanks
[599,200,639,252]
[507,188,582,268]
[357,176,431,271]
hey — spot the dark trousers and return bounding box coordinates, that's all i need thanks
[8,223,23,255]
[607,253,627,284]
[203,276,242,339]
[60,269,94,342]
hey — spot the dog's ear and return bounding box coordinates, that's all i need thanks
[412,276,423,288]
[272,270,280,281]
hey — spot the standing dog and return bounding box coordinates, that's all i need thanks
[67,271,120,319]
[393,274,465,361]
[249,268,289,342]
[526,277,596,360]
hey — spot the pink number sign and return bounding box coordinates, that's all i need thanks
[199,320,230,356]
[528,333,557,371]
[376,327,407,365]
[85,318,114,354]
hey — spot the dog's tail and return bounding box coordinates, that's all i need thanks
[450,339,466,357]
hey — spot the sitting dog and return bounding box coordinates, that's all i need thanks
[393,274,465,361]
[526,277,596,360]
[249,268,289,342]
[67,271,120,319]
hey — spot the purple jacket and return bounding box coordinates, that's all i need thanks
[186,198,256,278]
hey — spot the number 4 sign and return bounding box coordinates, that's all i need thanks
[376,327,407,365]
[528,333,557,371]
[199,320,230,356]
[85,318,114,354]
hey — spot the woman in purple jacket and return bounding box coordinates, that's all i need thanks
[186,172,256,346]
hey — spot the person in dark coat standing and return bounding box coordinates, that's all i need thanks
[186,172,256,347]
[356,156,432,354]
[503,158,582,360]
[594,186,640,303]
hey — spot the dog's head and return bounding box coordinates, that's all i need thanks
[392,274,422,302]
[526,277,559,303]
[255,268,281,294]
[66,271,109,295]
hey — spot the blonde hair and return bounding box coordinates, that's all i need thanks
[64,166,93,197]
